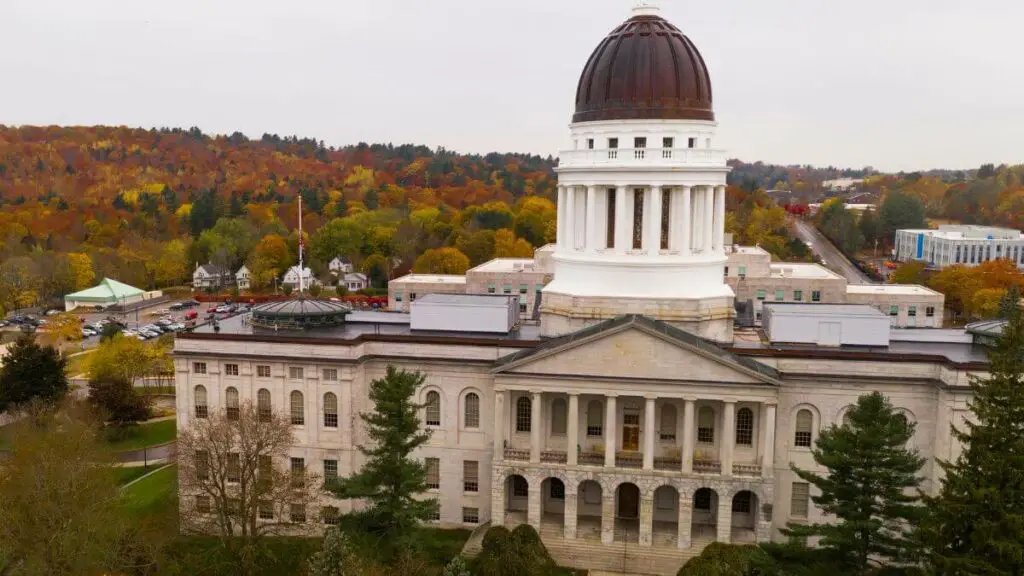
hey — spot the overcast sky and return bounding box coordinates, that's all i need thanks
[2,0,1020,172]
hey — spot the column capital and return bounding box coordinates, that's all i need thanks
[567,391,581,397]
[494,386,508,393]
[683,396,699,403]
[604,392,619,398]
[643,394,659,401]
[723,399,738,405]
[530,389,543,398]
[762,400,778,407]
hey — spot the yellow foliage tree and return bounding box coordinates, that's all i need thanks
[412,247,470,275]
[153,239,189,287]
[494,229,534,258]
[65,253,95,291]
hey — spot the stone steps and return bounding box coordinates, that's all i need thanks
[538,529,712,575]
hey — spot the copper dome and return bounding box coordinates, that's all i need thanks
[573,13,714,123]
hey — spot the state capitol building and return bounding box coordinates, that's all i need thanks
[174,4,985,573]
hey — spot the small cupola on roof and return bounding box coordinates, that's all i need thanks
[573,1,714,123]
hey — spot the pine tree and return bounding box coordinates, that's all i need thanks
[783,391,925,573]
[0,336,68,412]
[918,286,1024,575]
[329,365,437,559]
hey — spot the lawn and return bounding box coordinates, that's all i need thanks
[64,349,95,376]
[122,464,177,517]
[113,465,153,486]
[105,419,177,452]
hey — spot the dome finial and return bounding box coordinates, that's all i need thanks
[632,0,661,16]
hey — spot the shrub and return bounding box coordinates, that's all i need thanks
[474,524,557,576]
[677,543,770,576]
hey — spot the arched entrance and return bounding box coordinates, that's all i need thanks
[615,482,641,543]
[652,485,680,547]
[504,475,529,525]
[540,478,566,533]
[731,490,759,543]
[691,487,718,541]
[576,480,603,540]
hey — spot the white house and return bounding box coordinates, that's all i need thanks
[281,266,317,290]
[329,257,354,276]
[192,263,233,291]
[235,265,252,291]
[341,272,368,292]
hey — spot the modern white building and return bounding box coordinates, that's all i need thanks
[894,225,1024,269]
[174,5,987,574]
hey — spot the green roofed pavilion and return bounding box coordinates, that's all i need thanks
[64,278,146,311]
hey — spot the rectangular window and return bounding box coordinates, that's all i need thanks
[195,451,209,481]
[225,363,239,376]
[791,482,810,517]
[322,506,340,526]
[395,292,403,302]
[663,137,674,149]
[908,306,917,317]
[608,137,618,149]
[425,457,440,490]
[258,500,273,519]
[290,457,305,487]
[196,495,211,514]
[890,305,899,317]
[775,289,785,301]
[463,460,479,493]
[519,283,528,294]
[227,453,240,483]
[289,367,304,380]
[410,292,417,301]
[322,368,338,381]
[258,455,272,487]
[324,459,338,484]
[487,283,495,294]
[587,138,594,149]
[811,290,822,302]
[503,284,512,294]
[688,137,696,149]
[257,365,271,378]
[756,289,766,301]
[633,136,646,149]
[632,189,644,250]
[738,265,747,277]
[535,283,544,293]
[193,362,207,374]
[793,290,803,302]
[926,306,935,318]
[428,508,441,521]
[462,507,480,524]
[290,503,306,523]
[519,302,527,314]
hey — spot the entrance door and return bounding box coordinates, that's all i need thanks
[622,413,640,451]
[617,484,640,518]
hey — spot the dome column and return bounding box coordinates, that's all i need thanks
[645,185,663,254]
[702,186,714,254]
[614,186,630,253]
[678,186,692,255]
[564,185,576,251]
[586,185,599,252]
[556,185,567,248]
[715,185,726,253]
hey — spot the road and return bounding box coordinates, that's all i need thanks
[790,218,876,285]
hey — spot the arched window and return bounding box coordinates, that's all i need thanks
[323,393,338,428]
[515,397,532,432]
[257,388,271,422]
[225,387,239,420]
[660,404,677,441]
[550,398,567,435]
[697,406,715,443]
[425,391,441,426]
[464,393,480,429]
[194,385,208,419]
[290,391,305,425]
[586,400,603,436]
[735,408,754,446]
[794,409,813,447]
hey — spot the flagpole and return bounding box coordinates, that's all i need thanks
[298,194,304,295]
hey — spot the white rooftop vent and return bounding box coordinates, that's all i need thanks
[763,303,890,347]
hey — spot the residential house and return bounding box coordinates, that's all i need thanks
[341,272,368,292]
[281,266,317,290]
[329,257,354,276]
[236,265,252,291]
[192,263,233,291]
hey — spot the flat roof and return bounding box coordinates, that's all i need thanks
[389,274,467,285]
[468,258,538,273]
[763,303,886,318]
[770,263,842,279]
[415,294,516,307]
[727,245,769,255]
[900,226,1024,241]
[846,284,941,296]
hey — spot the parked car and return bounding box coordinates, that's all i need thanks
[0,321,8,327]
[81,328,95,338]
[122,330,137,337]
[46,309,62,316]
[184,311,198,321]
[169,303,184,311]
[215,305,230,313]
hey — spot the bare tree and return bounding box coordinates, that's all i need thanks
[177,400,324,573]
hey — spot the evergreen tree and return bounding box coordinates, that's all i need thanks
[918,286,1024,575]
[783,392,925,573]
[0,336,68,412]
[329,366,436,560]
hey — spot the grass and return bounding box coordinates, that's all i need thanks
[414,527,472,567]
[122,464,177,517]
[113,465,153,486]
[104,419,176,452]
[64,348,95,377]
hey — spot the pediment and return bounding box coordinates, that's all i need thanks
[495,316,780,386]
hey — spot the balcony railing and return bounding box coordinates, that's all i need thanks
[558,147,727,168]
[654,457,682,471]
[541,450,567,464]
[732,463,762,477]
[693,459,721,474]
[578,452,604,466]
[615,452,643,469]
[503,447,529,462]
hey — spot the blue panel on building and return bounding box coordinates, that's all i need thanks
[916,234,924,259]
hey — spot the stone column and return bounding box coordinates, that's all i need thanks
[530,391,542,463]
[491,473,505,527]
[722,401,736,477]
[717,495,732,543]
[604,394,617,467]
[678,496,693,549]
[681,398,695,473]
[715,185,726,253]
[762,403,777,478]
[564,186,576,251]
[680,186,692,255]
[703,187,714,254]
[564,489,578,539]
[643,396,656,470]
[527,476,542,530]
[567,393,580,466]
[639,494,654,546]
[645,185,662,253]
[615,186,629,253]
[576,188,587,251]
[691,187,703,252]
[493,389,507,457]
[586,185,598,252]
[556,185,566,248]
[601,491,615,544]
